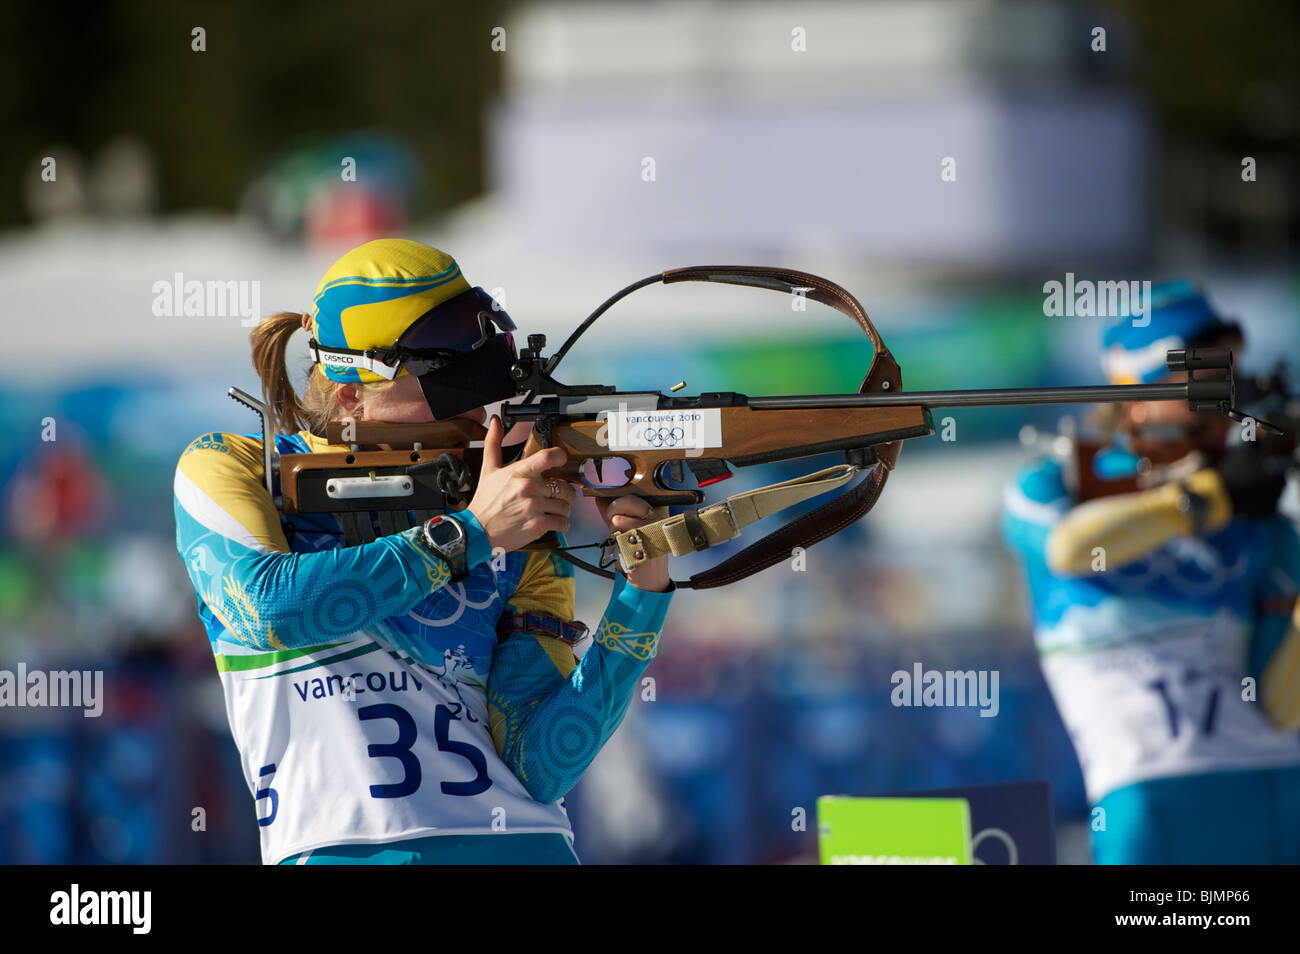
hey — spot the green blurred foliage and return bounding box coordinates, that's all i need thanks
[0,0,511,226]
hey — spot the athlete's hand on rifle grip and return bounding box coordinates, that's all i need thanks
[595,496,672,593]
[466,415,579,552]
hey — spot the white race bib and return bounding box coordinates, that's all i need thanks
[1041,620,1300,802]
[219,636,573,863]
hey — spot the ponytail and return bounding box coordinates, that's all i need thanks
[249,312,393,438]
[250,311,312,436]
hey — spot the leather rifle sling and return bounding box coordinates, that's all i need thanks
[646,266,905,589]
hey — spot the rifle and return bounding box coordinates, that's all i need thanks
[229,266,1263,589]
[1020,359,1298,502]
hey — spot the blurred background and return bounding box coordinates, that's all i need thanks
[0,0,1297,864]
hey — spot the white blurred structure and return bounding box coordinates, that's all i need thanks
[492,0,1147,265]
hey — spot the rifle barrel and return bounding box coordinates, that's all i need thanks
[747,383,1191,409]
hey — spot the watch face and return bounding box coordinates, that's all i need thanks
[427,518,463,547]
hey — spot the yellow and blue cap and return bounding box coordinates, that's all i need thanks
[1100,281,1237,385]
[309,239,471,383]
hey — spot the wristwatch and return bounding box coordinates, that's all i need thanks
[422,514,470,582]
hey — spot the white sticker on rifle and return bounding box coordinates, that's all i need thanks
[603,408,723,453]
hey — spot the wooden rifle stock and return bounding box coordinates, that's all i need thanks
[277,402,932,514]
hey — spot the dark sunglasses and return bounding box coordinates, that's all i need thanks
[391,287,516,369]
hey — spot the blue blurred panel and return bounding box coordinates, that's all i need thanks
[754,666,878,862]
[632,700,754,864]
[76,669,172,864]
[0,662,262,864]
[0,732,76,863]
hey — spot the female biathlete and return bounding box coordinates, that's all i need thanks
[173,239,673,864]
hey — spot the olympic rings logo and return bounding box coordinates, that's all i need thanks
[642,426,686,447]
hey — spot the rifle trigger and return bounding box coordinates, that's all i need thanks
[687,458,733,487]
[593,458,605,483]
[668,460,685,485]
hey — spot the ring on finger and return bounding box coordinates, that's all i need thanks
[546,479,560,499]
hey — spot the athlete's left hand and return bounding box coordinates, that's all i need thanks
[595,496,671,592]
[1215,444,1287,517]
